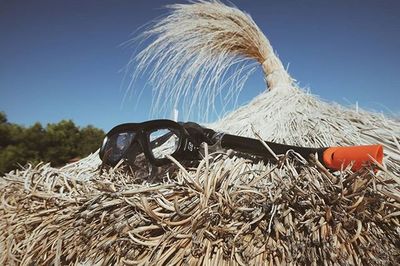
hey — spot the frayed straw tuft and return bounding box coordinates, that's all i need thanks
[130,0,293,120]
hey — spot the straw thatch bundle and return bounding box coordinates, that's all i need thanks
[131,0,399,173]
[1,149,400,265]
[1,1,400,265]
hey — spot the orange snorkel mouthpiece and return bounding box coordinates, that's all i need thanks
[322,145,383,171]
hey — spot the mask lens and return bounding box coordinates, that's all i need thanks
[104,132,135,165]
[149,128,180,159]
[124,141,152,176]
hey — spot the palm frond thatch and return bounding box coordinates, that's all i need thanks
[1,1,400,265]
[1,150,399,265]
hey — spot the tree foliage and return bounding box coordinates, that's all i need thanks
[0,112,105,174]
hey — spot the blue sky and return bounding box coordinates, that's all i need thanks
[1,0,399,131]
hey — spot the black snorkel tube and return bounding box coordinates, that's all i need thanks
[182,122,383,171]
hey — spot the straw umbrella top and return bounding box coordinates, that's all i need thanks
[131,0,400,174]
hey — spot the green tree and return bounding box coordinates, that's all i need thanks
[23,123,47,165]
[0,111,105,174]
[0,121,24,148]
[0,144,31,174]
[0,112,9,148]
[0,112,7,124]
[77,126,104,156]
[45,120,81,166]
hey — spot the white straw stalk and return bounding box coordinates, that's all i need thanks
[131,0,293,120]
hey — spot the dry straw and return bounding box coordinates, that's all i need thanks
[1,0,400,265]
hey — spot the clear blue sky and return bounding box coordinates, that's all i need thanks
[1,0,399,131]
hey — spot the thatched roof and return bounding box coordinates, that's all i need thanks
[1,1,399,265]
[1,150,399,265]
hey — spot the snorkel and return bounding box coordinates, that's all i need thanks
[100,120,384,172]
